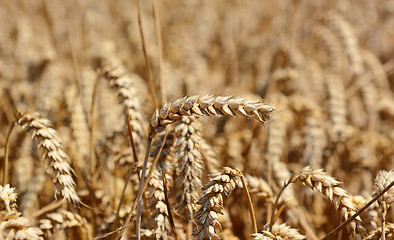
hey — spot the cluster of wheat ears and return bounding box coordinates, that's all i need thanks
[0,0,394,240]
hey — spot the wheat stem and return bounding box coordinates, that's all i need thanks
[240,175,258,234]
[269,175,294,232]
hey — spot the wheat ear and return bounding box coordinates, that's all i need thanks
[0,184,18,213]
[149,95,274,138]
[294,167,366,237]
[146,132,175,240]
[15,111,80,205]
[174,116,203,223]
[251,223,305,240]
[363,223,394,240]
[192,167,242,240]
[373,170,394,240]
[0,212,43,240]
[103,65,147,156]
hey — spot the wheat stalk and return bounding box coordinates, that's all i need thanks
[15,111,80,205]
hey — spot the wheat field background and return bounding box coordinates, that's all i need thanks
[0,0,393,239]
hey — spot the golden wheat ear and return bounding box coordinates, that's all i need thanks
[15,111,80,206]
[149,95,274,138]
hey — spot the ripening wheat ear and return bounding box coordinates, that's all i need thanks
[103,64,147,157]
[294,167,366,237]
[251,223,305,240]
[146,132,175,240]
[364,223,394,240]
[174,116,203,223]
[39,209,91,239]
[15,111,80,205]
[192,167,242,240]
[373,170,394,239]
[0,212,43,240]
[0,184,18,213]
[324,13,364,77]
[149,95,274,138]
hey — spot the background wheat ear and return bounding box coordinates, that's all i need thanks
[15,111,80,205]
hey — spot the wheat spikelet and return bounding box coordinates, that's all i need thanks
[251,223,305,240]
[0,212,43,240]
[0,184,18,213]
[192,167,242,240]
[294,167,366,237]
[15,111,80,205]
[149,95,274,138]
[324,13,363,77]
[174,116,203,223]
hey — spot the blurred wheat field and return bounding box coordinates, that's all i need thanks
[0,0,393,239]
